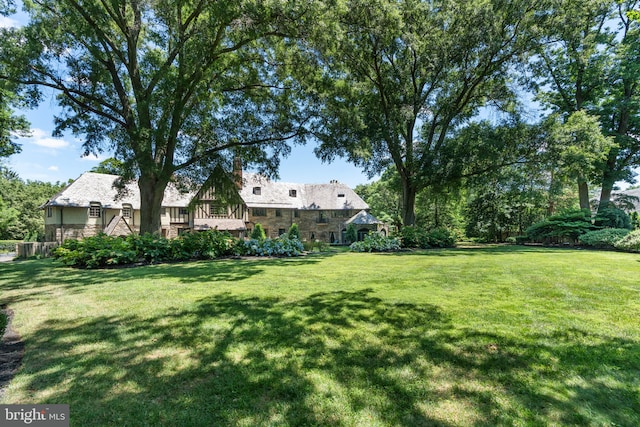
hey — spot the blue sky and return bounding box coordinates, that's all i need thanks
[1,8,375,188]
[5,101,375,187]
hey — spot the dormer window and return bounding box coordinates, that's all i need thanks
[253,186,261,195]
[289,189,297,197]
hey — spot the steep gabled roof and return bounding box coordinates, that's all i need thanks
[346,210,383,225]
[42,172,193,209]
[239,173,369,211]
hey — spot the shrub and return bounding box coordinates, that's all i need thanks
[53,231,240,268]
[126,233,172,264]
[345,224,357,244]
[396,226,456,249]
[237,236,304,257]
[350,232,401,252]
[172,230,236,260]
[251,223,267,241]
[578,228,630,249]
[287,223,300,240]
[614,230,640,252]
[525,210,594,243]
[53,234,138,268]
[594,207,632,229]
[631,212,640,229]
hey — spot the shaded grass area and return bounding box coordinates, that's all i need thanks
[0,246,639,426]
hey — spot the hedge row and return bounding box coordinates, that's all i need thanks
[53,231,303,268]
[349,227,457,253]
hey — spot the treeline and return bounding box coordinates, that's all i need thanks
[0,169,66,240]
[356,158,639,244]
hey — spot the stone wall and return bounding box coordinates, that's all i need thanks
[248,208,354,243]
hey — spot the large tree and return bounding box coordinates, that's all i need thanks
[527,0,614,211]
[530,0,640,213]
[0,0,30,158]
[301,0,543,226]
[0,0,313,234]
[597,1,640,212]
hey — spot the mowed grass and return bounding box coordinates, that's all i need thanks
[1,246,639,426]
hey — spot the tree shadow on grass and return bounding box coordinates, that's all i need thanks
[0,255,326,305]
[7,289,640,426]
[372,245,596,258]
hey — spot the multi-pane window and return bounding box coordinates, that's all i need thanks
[275,209,282,217]
[289,189,297,197]
[122,204,132,218]
[253,187,261,195]
[209,204,226,216]
[318,211,329,223]
[89,203,101,218]
[253,208,267,217]
[179,207,189,215]
[47,206,53,218]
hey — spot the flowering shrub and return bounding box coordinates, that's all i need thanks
[350,232,401,252]
[614,230,640,252]
[236,236,304,257]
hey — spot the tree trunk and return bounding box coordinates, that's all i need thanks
[597,152,619,214]
[138,173,169,235]
[401,179,417,227]
[577,176,590,212]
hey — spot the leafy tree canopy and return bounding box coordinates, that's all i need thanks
[299,0,545,226]
[1,0,317,234]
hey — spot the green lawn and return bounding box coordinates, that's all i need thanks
[1,246,639,426]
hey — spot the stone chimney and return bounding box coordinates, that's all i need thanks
[233,157,243,189]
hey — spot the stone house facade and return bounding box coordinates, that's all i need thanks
[42,171,387,243]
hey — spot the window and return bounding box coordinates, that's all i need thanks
[294,209,299,218]
[209,204,226,216]
[122,204,132,218]
[279,228,286,236]
[47,207,53,218]
[338,193,345,198]
[275,209,282,217]
[253,208,267,217]
[318,211,329,223]
[253,186,261,195]
[333,210,351,218]
[179,207,189,215]
[89,203,101,218]
[289,189,297,197]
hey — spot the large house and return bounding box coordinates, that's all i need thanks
[42,171,387,243]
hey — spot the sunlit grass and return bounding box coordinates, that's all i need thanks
[1,246,639,426]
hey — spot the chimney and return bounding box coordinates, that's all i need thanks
[233,156,243,189]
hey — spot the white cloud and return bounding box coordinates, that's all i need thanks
[0,16,19,29]
[81,153,108,162]
[20,128,71,149]
[48,165,59,171]
[33,137,70,149]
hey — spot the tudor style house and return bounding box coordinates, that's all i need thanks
[42,170,387,243]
